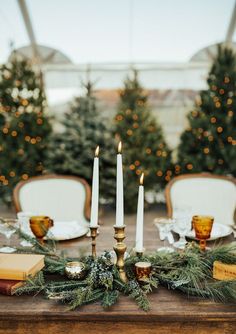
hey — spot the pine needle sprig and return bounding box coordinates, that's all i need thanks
[14,272,46,296]
[101,290,119,308]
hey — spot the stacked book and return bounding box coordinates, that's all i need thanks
[0,254,44,295]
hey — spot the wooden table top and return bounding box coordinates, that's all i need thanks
[0,209,236,333]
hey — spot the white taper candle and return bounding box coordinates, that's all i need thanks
[90,146,99,227]
[116,141,124,227]
[135,173,144,252]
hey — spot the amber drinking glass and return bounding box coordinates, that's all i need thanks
[192,215,214,251]
[29,216,54,245]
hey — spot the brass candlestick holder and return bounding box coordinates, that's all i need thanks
[113,225,127,283]
[90,225,99,258]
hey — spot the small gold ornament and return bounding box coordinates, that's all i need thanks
[65,261,87,280]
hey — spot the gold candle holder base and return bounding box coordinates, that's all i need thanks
[134,247,145,258]
[90,225,99,258]
[113,225,128,283]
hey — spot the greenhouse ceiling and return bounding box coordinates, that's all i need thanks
[0,0,236,65]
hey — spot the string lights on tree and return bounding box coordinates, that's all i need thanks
[0,54,51,204]
[177,46,236,176]
[113,70,173,212]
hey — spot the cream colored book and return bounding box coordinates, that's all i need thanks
[0,254,45,280]
[213,261,236,281]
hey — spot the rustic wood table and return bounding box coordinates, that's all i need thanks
[0,210,236,334]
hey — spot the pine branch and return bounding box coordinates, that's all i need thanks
[101,290,119,308]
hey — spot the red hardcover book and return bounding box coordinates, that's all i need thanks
[0,279,24,296]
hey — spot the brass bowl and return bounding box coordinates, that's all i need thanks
[29,216,54,244]
[65,261,87,280]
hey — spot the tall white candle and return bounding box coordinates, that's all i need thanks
[135,173,144,252]
[90,146,99,227]
[116,141,124,227]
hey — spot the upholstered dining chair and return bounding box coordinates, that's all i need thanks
[13,174,91,224]
[165,173,236,226]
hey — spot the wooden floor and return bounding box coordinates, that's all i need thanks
[0,205,236,334]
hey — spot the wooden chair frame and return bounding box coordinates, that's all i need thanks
[165,173,236,218]
[13,174,91,221]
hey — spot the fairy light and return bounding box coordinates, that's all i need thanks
[37,118,43,125]
[156,170,163,177]
[218,159,224,165]
[133,122,139,128]
[156,150,162,156]
[18,122,24,128]
[162,151,167,157]
[127,129,133,136]
[9,171,15,177]
[211,117,216,123]
[31,138,37,144]
[204,148,210,154]
[21,99,29,106]
[22,174,29,180]
[2,127,8,134]
[224,77,230,83]
[215,102,221,108]
[136,170,141,175]
[186,163,193,170]
[25,136,30,142]
[146,148,151,154]
[219,89,225,95]
[116,115,123,121]
[228,110,233,117]
[227,136,233,143]
[208,135,214,141]
[134,160,140,166]
[217,127,223,133]
[126,109,132,115]
[129,164,135,170]
[227,98,232,105]
[11,130,17,137]
[132,114,138,120]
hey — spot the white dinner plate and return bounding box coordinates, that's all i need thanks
[46,221,89,241]
[21,221,89,241]
[172,223,232,241]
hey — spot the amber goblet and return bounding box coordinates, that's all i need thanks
[29,216,54,245]
[192,215,214,251]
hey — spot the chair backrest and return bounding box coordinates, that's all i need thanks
[165,173,236,226]
[13,175,91,223]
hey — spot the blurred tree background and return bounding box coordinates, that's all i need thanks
[0,55,51,204]
[177,46,236,176]
[113,71,173,212]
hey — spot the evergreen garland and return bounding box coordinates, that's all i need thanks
[13,229,236,311]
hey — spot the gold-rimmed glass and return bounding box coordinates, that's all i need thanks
[192,215,214,251]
